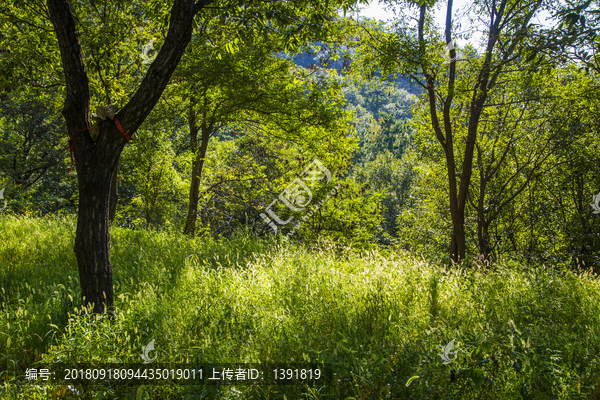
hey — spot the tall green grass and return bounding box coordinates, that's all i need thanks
[1,215,600,399]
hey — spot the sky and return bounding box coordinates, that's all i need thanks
[359,0,471,24]
[356,0,483,48]
[356,0,554,50]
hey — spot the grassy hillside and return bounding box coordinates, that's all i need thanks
[1,216,600,399]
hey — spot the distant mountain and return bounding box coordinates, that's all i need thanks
[287,43,423,96]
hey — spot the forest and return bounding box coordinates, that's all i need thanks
[1,0,600,398]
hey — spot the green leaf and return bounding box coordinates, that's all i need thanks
[136,385,148,400]
[405,375,420,387]
[471,368,485,389]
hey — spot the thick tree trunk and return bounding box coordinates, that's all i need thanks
[74,149,121,314]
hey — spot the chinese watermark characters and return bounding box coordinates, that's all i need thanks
[259,159,340,237]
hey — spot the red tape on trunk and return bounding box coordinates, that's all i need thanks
[114,117,132,142]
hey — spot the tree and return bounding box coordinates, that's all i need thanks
[36,0,356,313]
[42,0,216,313]
[397,66,600,265]
[353,0,564,262]
[467,68,577,260]
[170,25,351,235]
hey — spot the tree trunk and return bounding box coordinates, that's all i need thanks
[184,116,211,236]
[475,167,491,260]
[419,2,467,263]
[450,214,466,262]
[74,147,121,314]
[416,0,538,263]
[441,131,465,263]
[477,218,491,261]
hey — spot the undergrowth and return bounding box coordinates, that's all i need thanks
[1,215,600,399]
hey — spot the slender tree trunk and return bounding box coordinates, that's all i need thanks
[444,137,466,262]
[184,112,211,236]
[475,168,490,260]
[440,122,465,262]
[477,216,491,261]
[416,0,537,263]
[420,1,467,263]
[450,212,466,261]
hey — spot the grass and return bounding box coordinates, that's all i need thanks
[1,215,600,399]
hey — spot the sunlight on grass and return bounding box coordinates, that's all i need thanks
[1,216,599,399]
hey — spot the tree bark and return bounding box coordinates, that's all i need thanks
[184,105,212,236]
[74,140,121,314]
[109,165,118,224]
[48,0,212,313]
[474,158,491,260]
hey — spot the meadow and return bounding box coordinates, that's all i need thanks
[1,216,600,399]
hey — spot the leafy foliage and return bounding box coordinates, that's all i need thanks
[0,90,75,215]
